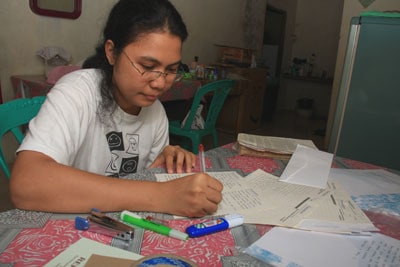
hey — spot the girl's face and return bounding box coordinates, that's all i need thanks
[105,32,182,115]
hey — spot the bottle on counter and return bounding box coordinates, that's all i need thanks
[190,56,198,70]
[213,68,218,80]
[308,53,316,77]
[250,53,257,68]
[195,64,204,80]
[189,56,199,78]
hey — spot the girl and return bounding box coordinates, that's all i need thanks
[10,0,223,217]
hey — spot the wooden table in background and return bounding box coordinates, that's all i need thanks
[10,75,52,99]
[10,74,203,102]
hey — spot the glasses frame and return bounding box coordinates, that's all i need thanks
[122,51,182,82]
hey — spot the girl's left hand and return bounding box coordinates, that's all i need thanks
[150,145,196,173]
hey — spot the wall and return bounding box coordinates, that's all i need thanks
[0,0,117,164]
[325,0,400,148]
[265,0,298,75]
[292,0,343,77]
[268,0,343,119]
[174,0,267,65]
[0,0,267,102]
[0,0,118,101]
[0,0,267,164]
[267,0,343,78]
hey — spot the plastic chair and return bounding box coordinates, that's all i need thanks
[169,79,234,154]
[0,96,46,178]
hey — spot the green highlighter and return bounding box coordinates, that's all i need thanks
[120,210,188,241]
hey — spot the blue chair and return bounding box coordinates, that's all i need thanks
[169,79,234,154]
[0,96,46,178]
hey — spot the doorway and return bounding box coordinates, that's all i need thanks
[262,5,286,121]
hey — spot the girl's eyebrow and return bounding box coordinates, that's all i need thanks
[138,56,181,67]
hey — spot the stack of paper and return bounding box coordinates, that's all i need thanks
[156,170,377,234]
[156,145,379,234]
[236,133,317,159]
[155,144,400,266]
[244,168,400,266]
[245,227,400,267]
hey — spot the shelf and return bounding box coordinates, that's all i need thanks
[282,74,333,85]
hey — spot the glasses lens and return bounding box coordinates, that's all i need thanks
[143,71,161,81]
[143,71,180,82]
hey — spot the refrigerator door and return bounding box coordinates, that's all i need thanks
[329,18,360,154]
[329,16,400,171]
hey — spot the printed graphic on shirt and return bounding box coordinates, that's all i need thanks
[107,132,124,151]
[105,131,139,176]
[108,153,119,172]
[119,156,139,176]
[126,133,139,154]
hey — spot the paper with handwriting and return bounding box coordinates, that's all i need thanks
[155,170,377,233]
[245,227,400,267]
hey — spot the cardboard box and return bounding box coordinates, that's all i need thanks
[215,44,254,66]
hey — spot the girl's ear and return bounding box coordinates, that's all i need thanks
[105,40,116,65]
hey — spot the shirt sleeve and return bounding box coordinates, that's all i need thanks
[17,70,99,165]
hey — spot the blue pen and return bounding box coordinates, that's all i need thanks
[186,214,244,238]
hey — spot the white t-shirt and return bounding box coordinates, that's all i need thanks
[18,69,169,177]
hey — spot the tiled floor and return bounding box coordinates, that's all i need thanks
[0,110,327,212]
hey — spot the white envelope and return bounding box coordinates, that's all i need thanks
[279,144,333,188]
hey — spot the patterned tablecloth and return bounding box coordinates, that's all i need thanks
[11,75,52,98]
[10,75,202,102]
[0,143,399,267]
[158,79,202,102]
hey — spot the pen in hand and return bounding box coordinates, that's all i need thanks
[199,144,206,172]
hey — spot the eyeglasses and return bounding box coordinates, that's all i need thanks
[122,51,182,82]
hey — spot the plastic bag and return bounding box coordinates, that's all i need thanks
[36,46,72,77]
[181,104,205,129]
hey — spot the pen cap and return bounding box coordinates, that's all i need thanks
[169,229,189,240]
[225,214,244,228]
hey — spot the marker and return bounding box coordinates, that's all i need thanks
[185,214,244,238]
[199,144,206,172]
[120,210,188,241]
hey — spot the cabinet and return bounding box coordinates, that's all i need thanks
[217,68,268,133]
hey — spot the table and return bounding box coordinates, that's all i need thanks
[279,74,333,119]
[1,143,399,266]
[10,75,52,99]
[159,79,202,102]
[10,74,202,102]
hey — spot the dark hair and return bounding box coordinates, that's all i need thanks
[83,0,188,115]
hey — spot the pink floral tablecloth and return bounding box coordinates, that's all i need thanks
[1,143,399,266]
[0,218,255,267]
[158,79,202,102]
[11,75,52,99]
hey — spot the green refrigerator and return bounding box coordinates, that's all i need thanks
[329,13,400,171]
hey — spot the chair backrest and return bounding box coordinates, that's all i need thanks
[181,79,234,131]
[0,96,46,178]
